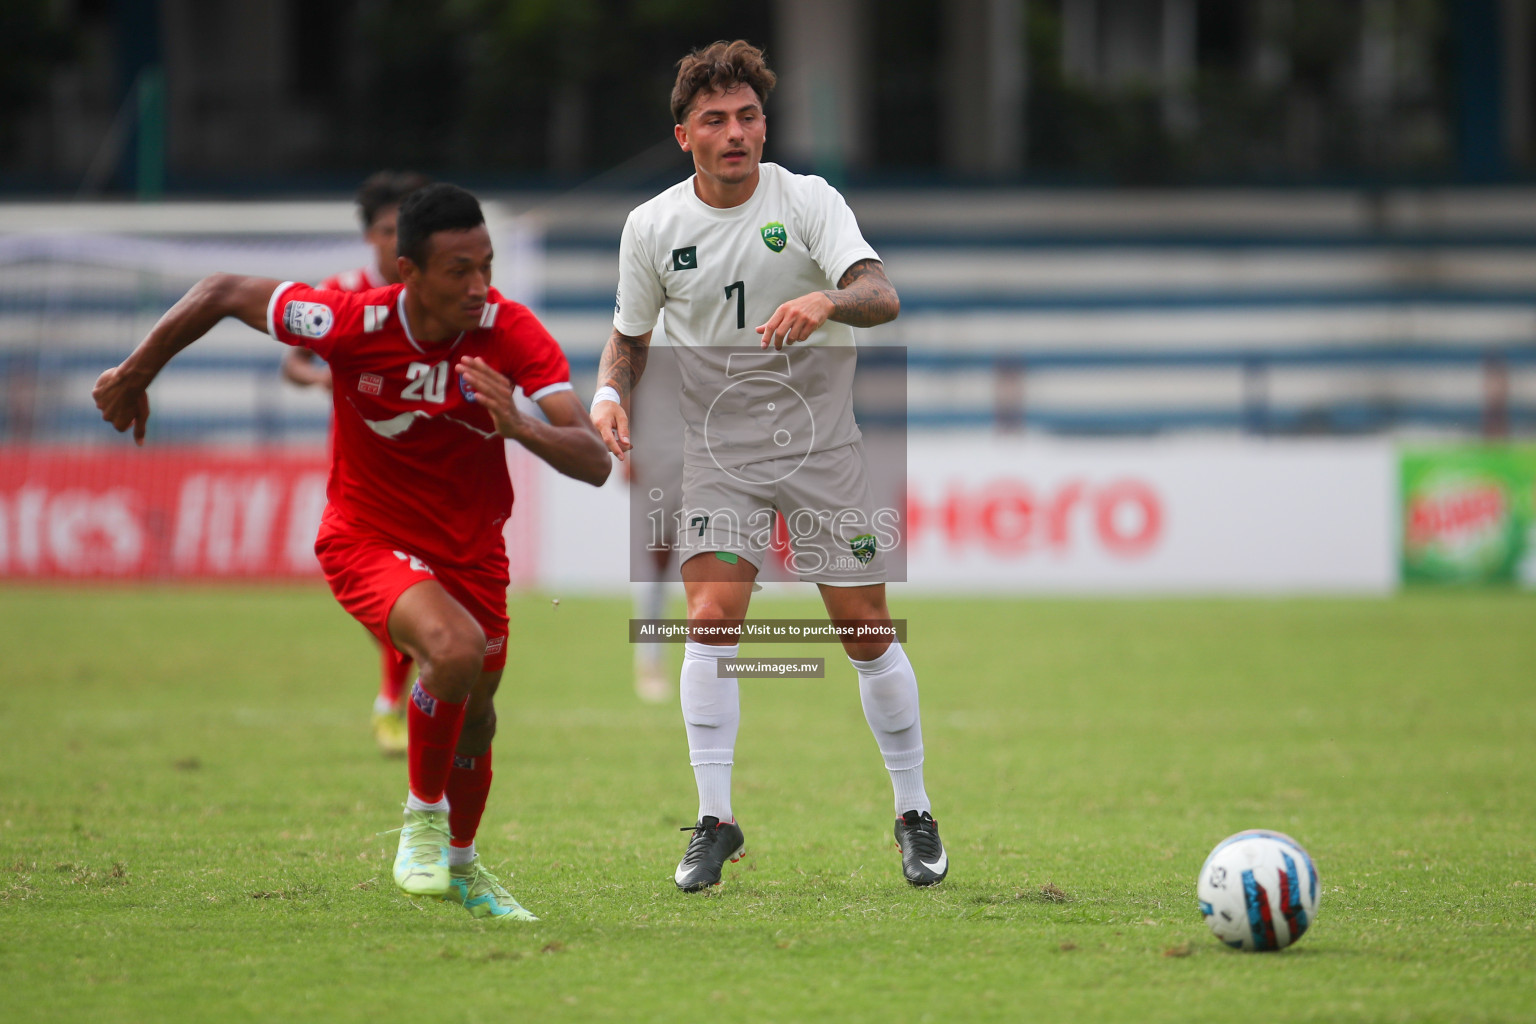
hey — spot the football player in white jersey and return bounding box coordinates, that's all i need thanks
[591,40,947,891]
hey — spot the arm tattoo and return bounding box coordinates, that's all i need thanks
[824,258,900,328]
[597,328,649,402]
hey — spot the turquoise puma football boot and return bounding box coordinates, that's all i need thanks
[443,856,538,921]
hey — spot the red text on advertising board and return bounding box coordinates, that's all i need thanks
[907,477,1163,557]
[1405,483,1506,548]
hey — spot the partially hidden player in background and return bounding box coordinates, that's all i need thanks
[627,347,685,703]
[590,41,948,891]
[95,184,611,920]
[281,169,432,757]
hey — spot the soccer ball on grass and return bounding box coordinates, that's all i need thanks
[1197,829,1319,951]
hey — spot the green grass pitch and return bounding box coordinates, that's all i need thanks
[0,586,1532,1022]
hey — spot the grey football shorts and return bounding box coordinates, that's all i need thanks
[676,440,889,586]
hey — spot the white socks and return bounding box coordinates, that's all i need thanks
[850,642,931,815]
[678,640,927,821]
[633,581,669,672]
[679,641,741,821]
[405,792,449,813]
[447,842,476,867]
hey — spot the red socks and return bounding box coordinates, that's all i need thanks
[380,648,412,707]
[447,748,493,847]
[406,681,494,848]
[406,681,467,804]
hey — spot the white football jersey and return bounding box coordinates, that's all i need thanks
[613,162,880,468]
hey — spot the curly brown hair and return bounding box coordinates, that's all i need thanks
[670,40,777,125]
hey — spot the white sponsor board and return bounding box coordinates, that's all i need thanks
[531,453,630,591]
[524,435,1397,595]
[901,435,1396,594]
[0,438,1392,593]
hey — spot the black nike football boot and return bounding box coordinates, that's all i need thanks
[895,810,948,886]
[674,816,746,892]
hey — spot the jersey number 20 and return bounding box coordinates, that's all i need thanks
[402,361,449,403]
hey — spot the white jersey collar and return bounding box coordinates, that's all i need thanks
[685,162,772,218]
[396,290,464,355]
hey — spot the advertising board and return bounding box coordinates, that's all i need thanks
[901,437,1397,594]
[0,438,1398,594]
[1401,446,1536,587]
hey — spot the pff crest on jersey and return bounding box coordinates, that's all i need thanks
[760,222,787,253]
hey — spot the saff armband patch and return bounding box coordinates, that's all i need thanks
[283,300,334,339]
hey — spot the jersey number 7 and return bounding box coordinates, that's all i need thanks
[724,281,745,330]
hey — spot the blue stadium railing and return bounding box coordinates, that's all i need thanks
[538,288,1536,313]
[11,286,1536,316]
[11,345,1534,440]
[543,229,1536,252]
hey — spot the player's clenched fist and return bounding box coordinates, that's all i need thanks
[590,398,631,462]
[456,356,529,440]
[757,291,835,350]
[93,366,152,445]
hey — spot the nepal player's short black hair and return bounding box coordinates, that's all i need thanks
[355,170,431,229]
[396,184,485,269]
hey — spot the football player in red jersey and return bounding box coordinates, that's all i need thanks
[282,170,429,392]
[283,170,431,757]
[94,184,611,920]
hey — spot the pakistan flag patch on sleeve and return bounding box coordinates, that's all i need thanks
[760,222,787,253]
[850,534,877,566]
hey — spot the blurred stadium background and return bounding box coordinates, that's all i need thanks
[2,0,1535,591]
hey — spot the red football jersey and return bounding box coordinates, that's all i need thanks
[318,264,387,293]
[267,281,572,567]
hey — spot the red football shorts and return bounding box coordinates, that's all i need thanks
[314,507,511,673]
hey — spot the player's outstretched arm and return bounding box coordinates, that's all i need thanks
[756,258,900,350]
[280,347,332,390]
[591,328,653,461]
[457,357,612,487]
[93,273,282,444]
